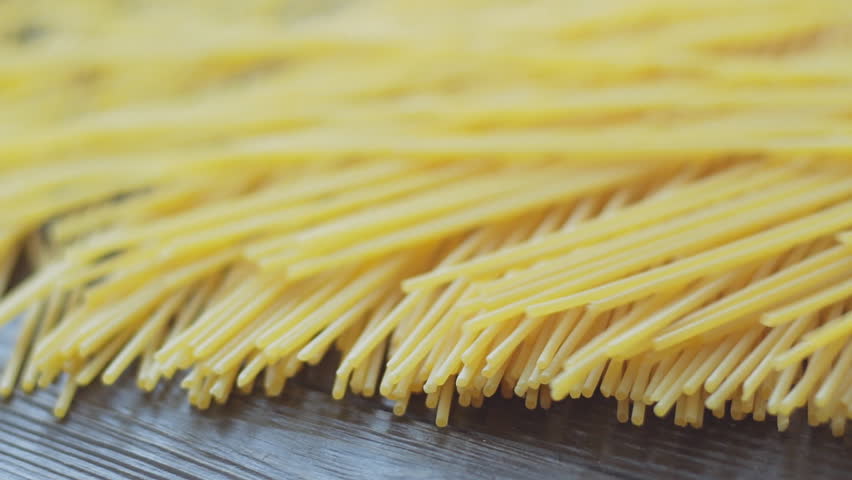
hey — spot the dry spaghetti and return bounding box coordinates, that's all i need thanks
[0,0,851,438]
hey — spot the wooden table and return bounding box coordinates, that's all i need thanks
[1,325,850,479]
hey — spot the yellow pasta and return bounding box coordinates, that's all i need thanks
[773,311,852,370]
[0,0,850,438]
[762,277,852,327]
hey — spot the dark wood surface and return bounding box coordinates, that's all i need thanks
[1,319,850,480]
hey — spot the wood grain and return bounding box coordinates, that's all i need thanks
[1,320,850,480]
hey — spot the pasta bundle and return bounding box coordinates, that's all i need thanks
[0,0,851,436]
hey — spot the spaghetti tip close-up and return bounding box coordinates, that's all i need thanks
[0,0,851,478]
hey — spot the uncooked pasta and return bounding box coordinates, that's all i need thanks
[0,0,850,438]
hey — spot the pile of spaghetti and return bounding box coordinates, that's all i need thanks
[1,0,851,436]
